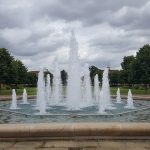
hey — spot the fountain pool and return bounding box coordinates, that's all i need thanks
[0,98,150,123]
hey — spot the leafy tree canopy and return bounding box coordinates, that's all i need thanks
[0,48,28,87]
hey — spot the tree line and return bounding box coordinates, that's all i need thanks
[0,44,150,89]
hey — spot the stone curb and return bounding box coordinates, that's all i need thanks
[0,123,150,140]
[0,95,36,101]
[111,95,150,101]
[0,95,150,101]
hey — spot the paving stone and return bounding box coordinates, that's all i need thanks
[37,148,68,150]
[45,140,75,147]
[68,148,83,150]
[98,140,127,150]
[125,140,150,150]
[6,148,34,150]
[83,148,97,150]
[0,142,15,149]
[12,141,43,148]
[45,140,98,148]
[1,140,150,150]
[74,140,98,148]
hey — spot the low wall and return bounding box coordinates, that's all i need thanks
[0,123,150,141]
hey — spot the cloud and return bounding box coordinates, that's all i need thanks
[0,28,31,44]
[0,0,149,70]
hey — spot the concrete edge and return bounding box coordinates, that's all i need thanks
[0,95,150,101]
[0,95,36,101]
[0,123,150,140]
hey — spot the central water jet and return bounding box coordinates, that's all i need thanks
[67,31,82,110]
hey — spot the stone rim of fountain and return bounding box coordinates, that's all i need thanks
[0,123,150,141]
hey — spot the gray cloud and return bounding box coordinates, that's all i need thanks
[0,0,149,70]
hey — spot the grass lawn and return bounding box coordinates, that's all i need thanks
[110,87,150,95]
[0,86,150,96]
[0,87,36,96]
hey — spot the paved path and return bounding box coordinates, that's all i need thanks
[0,140,150,150]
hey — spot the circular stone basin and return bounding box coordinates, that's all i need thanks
[0,99,150,123]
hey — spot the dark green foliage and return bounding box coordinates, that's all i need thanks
[134,44,150,84]
[89,65,103,85]
[121,55,135,84]
[61,70,67,85]
[121,44,150,89]
[26,72,38,86]
[0,48,14,85]
[109,70,121,86]
[15,60,28,84]
[0,48,28,87]
[44,69,53,85]
[9,60,19,84]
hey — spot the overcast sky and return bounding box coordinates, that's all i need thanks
[0,0,150,70]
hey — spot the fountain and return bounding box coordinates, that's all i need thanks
[98,90,106,113]
[5,32,141,122]
[67,31,82,110]
[34,32,126,113]
[10,89,18,109]
[116,88,122,103]
[98,68,115,113]
[36,69,46,114]
[101,68,114,110]
[45,74,51,105]
[83,63,93,106]
[22,88,29,104]
[94,74,100,104]
[51,62,61,106]
[125,89,134,109]
[0,32,149,122]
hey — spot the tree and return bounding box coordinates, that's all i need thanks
[26,72,38,86]
[9,60,19,84]
[109,70,121,86]
[89,65,103,85]
[9,60,28,85]
[0,48,14,88]
[120,44,150,90]
[0,48,28,88]
[15,60,28,84]
[121,55,135,85]
[44,70,53,85]
[133,44,150,89]
[61,70,67,85]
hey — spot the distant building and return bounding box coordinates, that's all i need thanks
[28,71,39,76]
